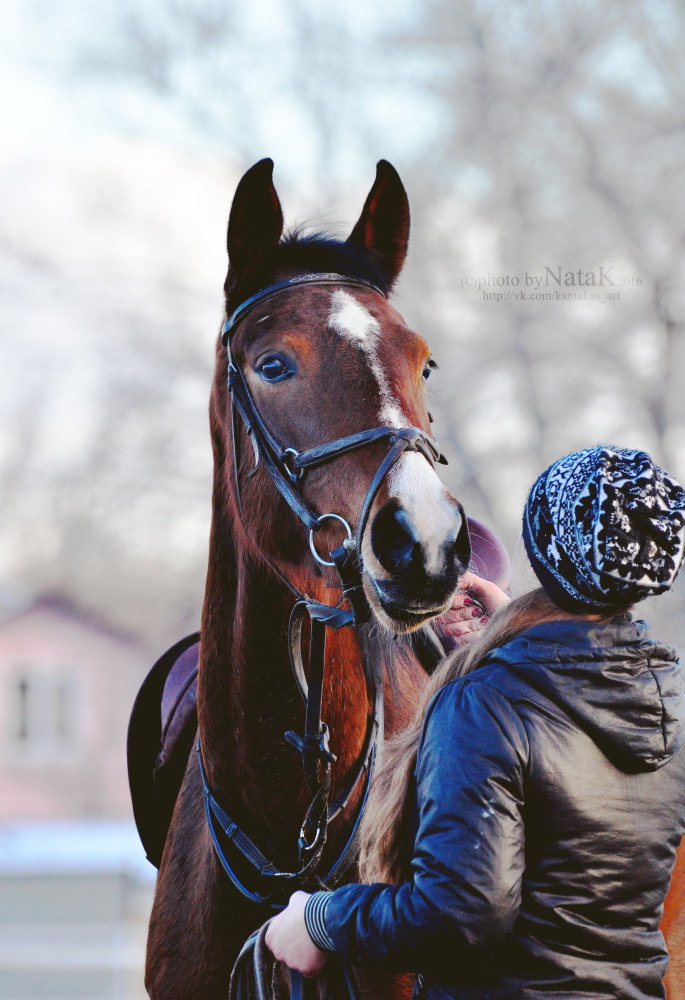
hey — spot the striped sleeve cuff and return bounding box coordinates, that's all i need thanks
[304,891,336,952]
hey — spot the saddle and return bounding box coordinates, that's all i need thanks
[127,627,445,870]
[127,632,200,867]
[127,518,510,868]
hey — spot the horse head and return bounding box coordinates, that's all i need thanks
[210,158,470,633]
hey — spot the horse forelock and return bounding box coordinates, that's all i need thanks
[224,229,394,314]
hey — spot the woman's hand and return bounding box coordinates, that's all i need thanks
[435,571,510,648]
[265,891,329,978]
[459,570,511,615]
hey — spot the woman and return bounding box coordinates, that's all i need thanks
[267,446,685,999]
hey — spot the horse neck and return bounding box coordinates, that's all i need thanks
[197,486,376,851]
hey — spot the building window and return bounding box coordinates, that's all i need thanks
[15,674,30,741]
[7,670,78,756]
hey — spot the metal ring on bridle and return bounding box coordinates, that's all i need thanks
[282,447,303,483]
[309,513,353,567]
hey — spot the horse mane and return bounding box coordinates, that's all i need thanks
[225,229,395,311]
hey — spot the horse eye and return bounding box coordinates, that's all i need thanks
[256,355,294,383]
[422,359,437,381]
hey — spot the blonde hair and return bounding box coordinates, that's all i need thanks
[358,588,622,884]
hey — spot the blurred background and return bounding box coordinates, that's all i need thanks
[1,1,684,997]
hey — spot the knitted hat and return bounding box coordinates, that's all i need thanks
[522,446,685,612]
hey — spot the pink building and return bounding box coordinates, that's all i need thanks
[0,598,160,999]
[0,597,151,823]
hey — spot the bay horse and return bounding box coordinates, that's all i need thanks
[144,159,472,1000]
[139,158,685,999]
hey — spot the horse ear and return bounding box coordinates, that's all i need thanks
[347,160,410,286]
[226,158,284,286]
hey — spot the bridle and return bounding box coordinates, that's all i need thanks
[198,272,455,911]
[222,273,447,590]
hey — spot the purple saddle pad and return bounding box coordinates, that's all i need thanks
[127,633,199,867]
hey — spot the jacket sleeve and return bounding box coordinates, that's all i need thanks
[308,677,529,971]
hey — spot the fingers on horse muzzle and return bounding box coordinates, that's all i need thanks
[368,498,470,625]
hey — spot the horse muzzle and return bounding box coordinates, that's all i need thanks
[363,493,471,632]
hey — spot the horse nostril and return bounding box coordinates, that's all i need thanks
[371,499,423,575]
[454,507,471,569]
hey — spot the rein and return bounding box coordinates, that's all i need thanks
[200,273,447,913]
[229,921,361,1000]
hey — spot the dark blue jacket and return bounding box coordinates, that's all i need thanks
[305,617,685,999]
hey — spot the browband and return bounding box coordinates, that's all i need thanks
[222,273,385,344]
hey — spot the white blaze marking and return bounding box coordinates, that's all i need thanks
[388,452,451,575]
[327,291,405,426]
[327,290,378,345]
[327,292,451,576]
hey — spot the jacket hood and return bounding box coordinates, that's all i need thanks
[488,618,685,772]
